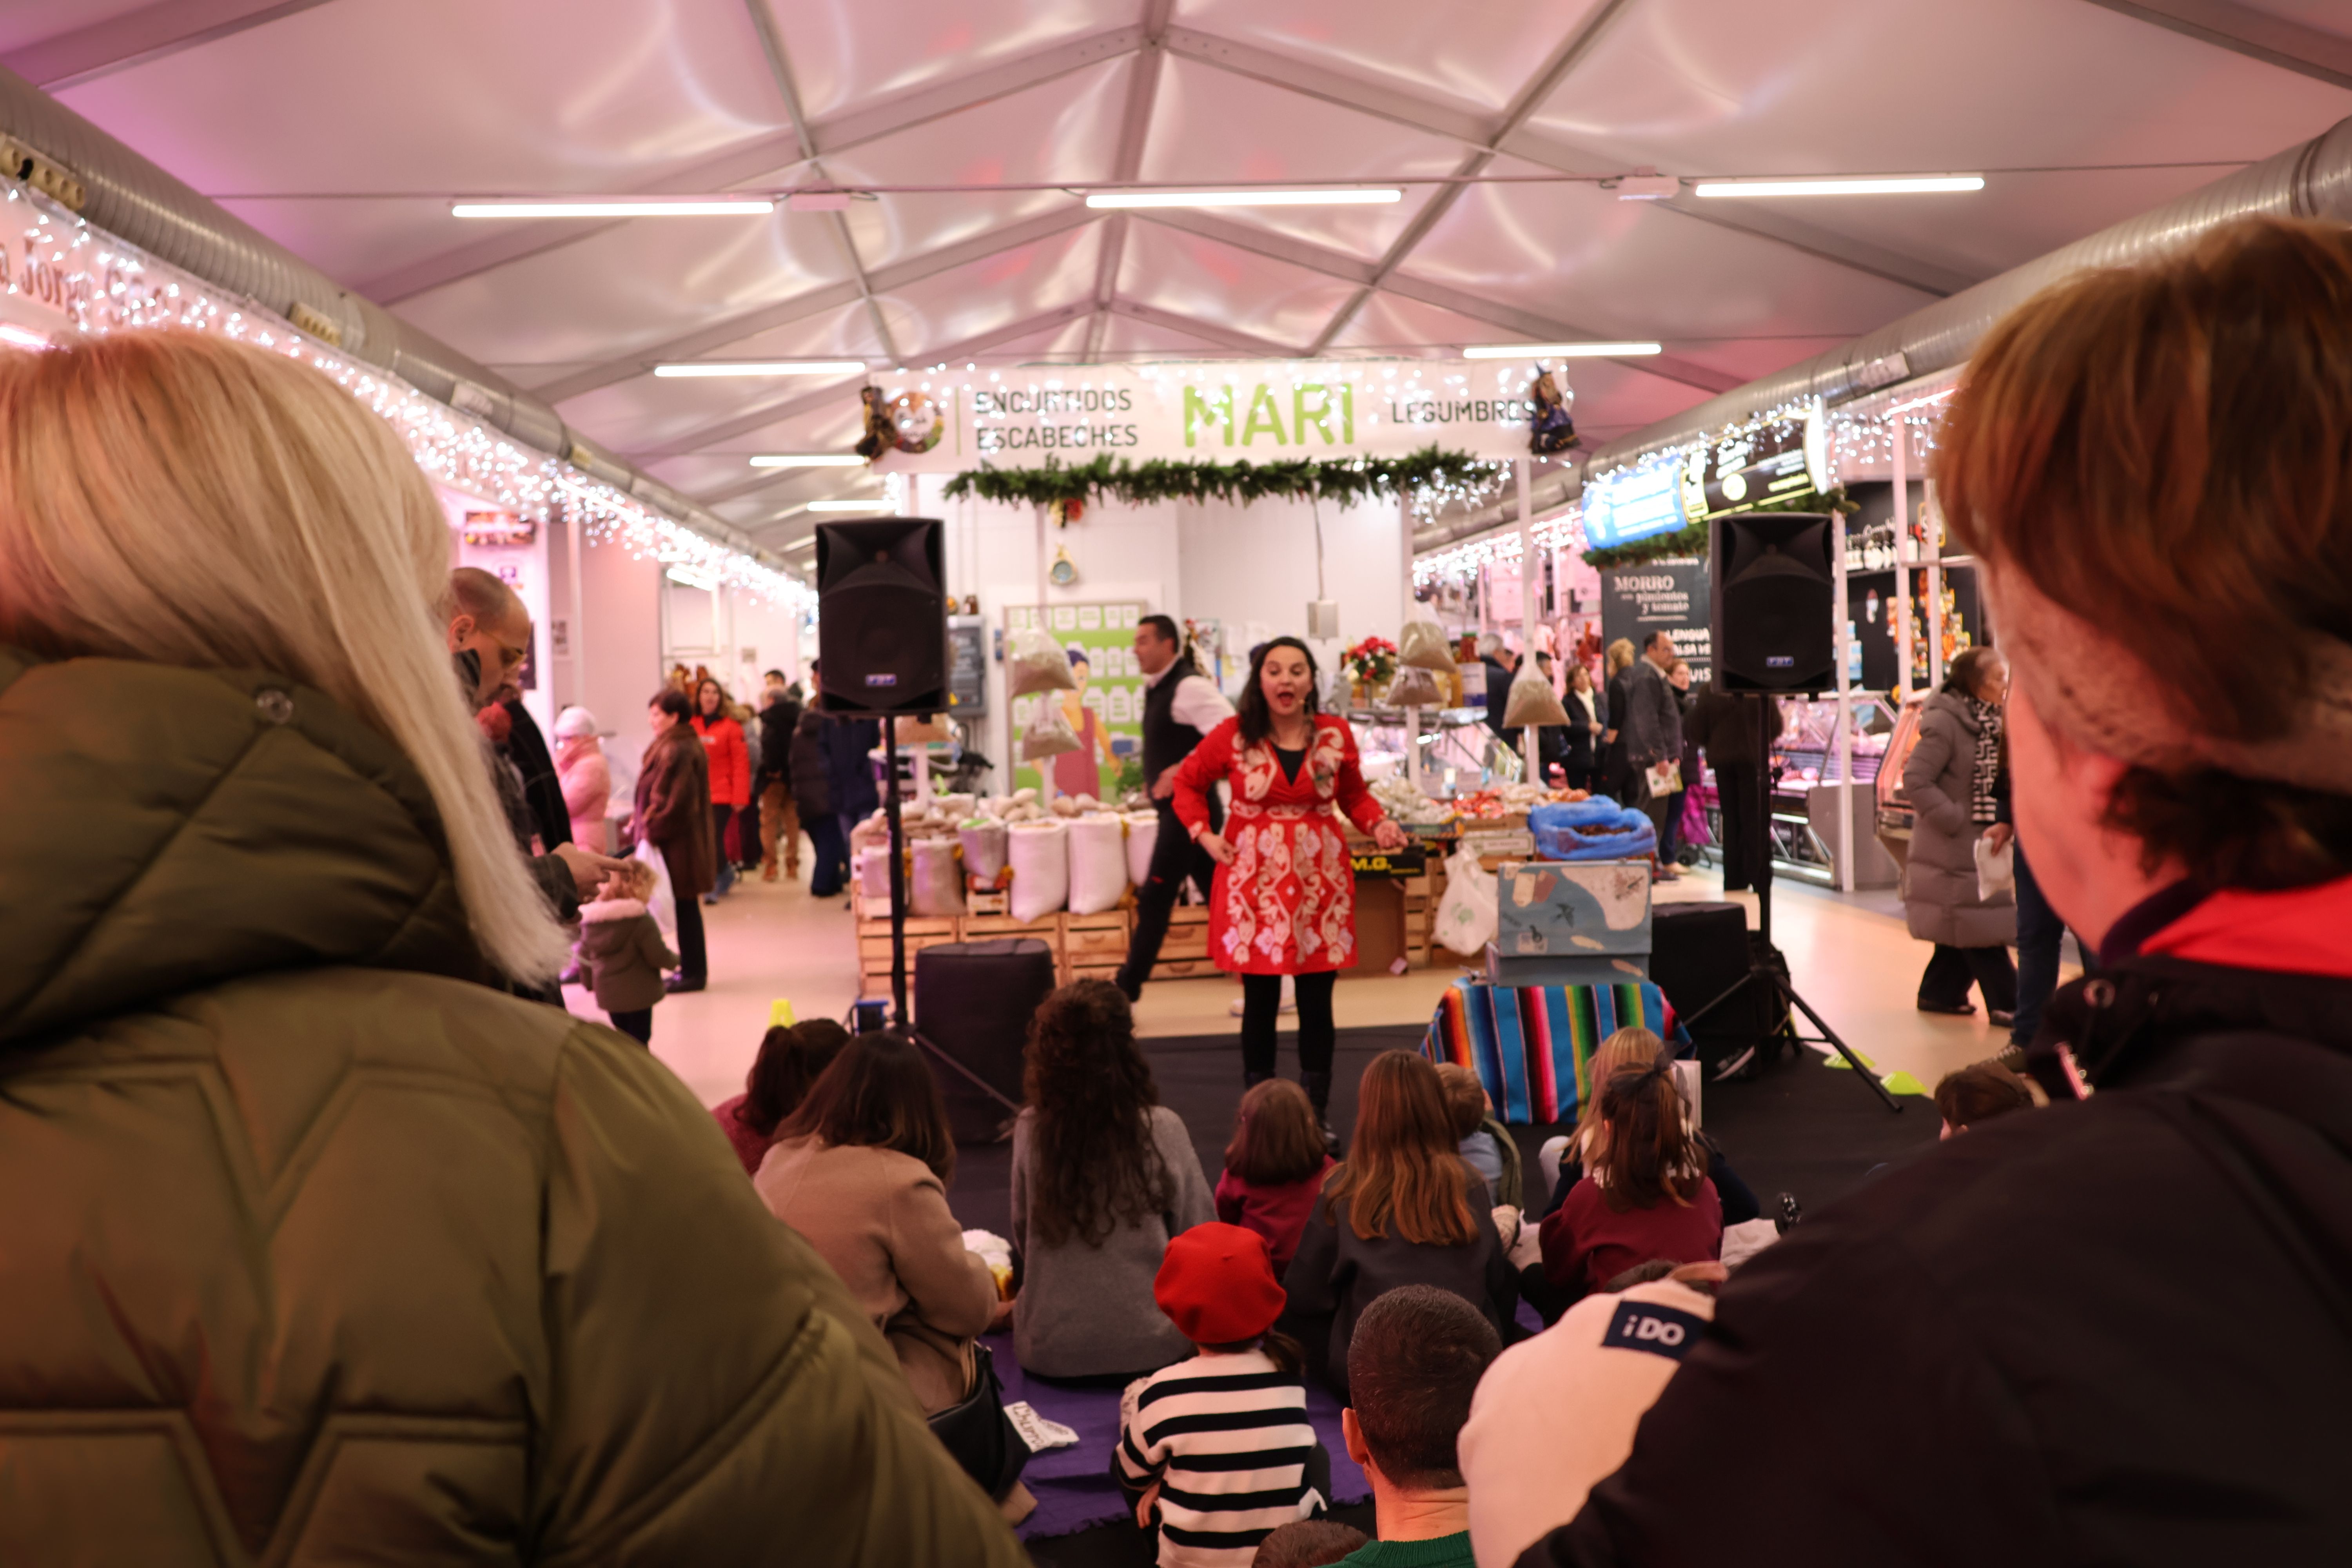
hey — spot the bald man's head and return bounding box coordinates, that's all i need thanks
[445,567,532,706]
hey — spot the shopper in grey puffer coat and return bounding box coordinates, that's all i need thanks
[1902,648,2018,1019]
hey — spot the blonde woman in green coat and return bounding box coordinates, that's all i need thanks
[0,332,1023,1567]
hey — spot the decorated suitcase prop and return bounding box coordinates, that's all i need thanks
[1486,859,1653,987]
[1528,797,1657,862]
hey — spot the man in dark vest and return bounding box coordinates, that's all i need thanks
[1114,614,1234,1002]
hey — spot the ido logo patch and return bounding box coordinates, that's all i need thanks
[1601,1299,1707,1362]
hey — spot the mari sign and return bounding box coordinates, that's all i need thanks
[873,361,1546,471]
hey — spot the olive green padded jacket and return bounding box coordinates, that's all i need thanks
[0,649,1027,1566]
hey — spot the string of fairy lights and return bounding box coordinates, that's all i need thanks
[2,183,814,611]
[1412,392,1955,589]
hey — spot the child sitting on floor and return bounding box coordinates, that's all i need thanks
[1539,1028,1758,1227]
[574,858,680,1047]
[1934,1060,2036,1137]
[1538,1062,1723,1304]
[1434,1063,1522,1210]
[1118,1223,1327,1568]
[1216,1080,1337,1278]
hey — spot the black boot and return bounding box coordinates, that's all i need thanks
[1243,1068,1274,1089]
[1301,1070,1341,1156]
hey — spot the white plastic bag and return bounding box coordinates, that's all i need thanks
[1007,819,1070,923]
[1399,610,1458,673]
[1067,813,1130,915]
[1020,702,1081,761]
[1502,667,1570,728]
[857,842,895,898]
[1975,832,2016,901]
[1431,846,1498,956]
[631,837,676,939]
[1007,627,1078,699]
[1123,810,1160,886]
[910,837,965,916]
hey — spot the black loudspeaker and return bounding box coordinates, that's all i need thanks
[1711,512,1835,693]
[915,938,1057,1142]
[816,517,948,716]
[1651,902,1785,1074]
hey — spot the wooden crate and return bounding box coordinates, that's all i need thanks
[966,888,1009,917]
[961,911,1062,940]
[1150,956,1221,982]
[1063,916,1131,967]
[1068,962,1125,990]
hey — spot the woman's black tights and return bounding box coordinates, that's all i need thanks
[1240,970,1337,1081]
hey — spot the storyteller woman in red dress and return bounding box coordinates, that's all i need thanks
[1171,636,1408,1126]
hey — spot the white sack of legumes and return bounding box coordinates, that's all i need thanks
[856,842,895,898]
[1398,610,1458,673]
[1007,819,1069,923]
[1123,810,1160,886]
[909,836,965,917]
[1386,665,1444,708]
[1007,627,1078,698]
[1502,667,1570,728]
[960,818,1009,885]
[1020,703,1081,761]
[1066,813,1130,915]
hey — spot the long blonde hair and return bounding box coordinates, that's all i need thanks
[0,331,568,981]
[1603,638,1636,678]
[1319,1051,1476,1246]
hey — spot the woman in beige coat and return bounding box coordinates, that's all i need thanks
[756,1031,1004,1414]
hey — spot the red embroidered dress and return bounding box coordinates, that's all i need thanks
[1170,715,1385,976]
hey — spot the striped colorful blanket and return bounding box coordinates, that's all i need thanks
[1421,976,1682,1124]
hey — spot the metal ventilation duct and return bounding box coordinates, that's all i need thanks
[1419,112,2352,553]
[0,64,780,570]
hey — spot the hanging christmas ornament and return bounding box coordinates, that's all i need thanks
[1049,546,1078,587]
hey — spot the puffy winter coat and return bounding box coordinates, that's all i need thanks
[1900,689,2015,948]
[555,731,611,853]
[635,721,716,897]
[693,712,752,809]
[0,648,1025,1565]
[1519,876,2352,1568]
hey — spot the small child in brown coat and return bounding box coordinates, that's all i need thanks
[575,859,680,1046]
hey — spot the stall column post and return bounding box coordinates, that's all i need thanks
[1925,477,1946,691]
[1832,494,1856,894]
[1033,501,1054,806]
[1515,458,1538,776]
[1400,492,1426,796]
[1893,416,1912,705]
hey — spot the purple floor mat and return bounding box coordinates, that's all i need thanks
[987,1333,1372,1542]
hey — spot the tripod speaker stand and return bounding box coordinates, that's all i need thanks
[1679,695,1902,1113]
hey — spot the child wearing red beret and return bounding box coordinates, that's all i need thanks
[1116,1223,1330,1567]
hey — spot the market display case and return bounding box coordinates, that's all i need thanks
[1874,692,1932,842]
[1700,693,1903,886]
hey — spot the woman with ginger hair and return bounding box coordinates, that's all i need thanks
[1521,217,2352,1565]
[0,332,1021,1564]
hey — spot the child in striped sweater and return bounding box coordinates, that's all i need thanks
[1117,1224,1329,1568]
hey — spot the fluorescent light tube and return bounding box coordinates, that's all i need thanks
[1691,176,1983,199]
[666,566,721,590]
[1463,342,1661,359]
[452,199,775,218]
[806,499,893,512]
[653,360,868,378]
[749,454,866,468]
[1086,188,1402,209]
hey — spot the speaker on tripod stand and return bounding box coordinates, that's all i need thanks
[1687,512,1900,1109]
[814,519,1036,1132]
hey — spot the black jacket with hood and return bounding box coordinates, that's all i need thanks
[1521,874,2352,1568]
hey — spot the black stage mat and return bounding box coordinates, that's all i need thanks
[945,1027,1936,1238]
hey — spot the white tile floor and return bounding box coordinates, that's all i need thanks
[573,862,2045,1110]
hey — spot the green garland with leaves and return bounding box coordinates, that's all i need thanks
[1581,484,1856,570]
[940,445,1498,510]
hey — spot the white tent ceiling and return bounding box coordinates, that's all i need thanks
[5,0,2349,552]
